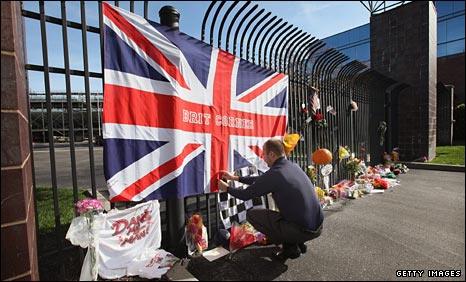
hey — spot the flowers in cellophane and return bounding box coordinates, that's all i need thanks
[229,222,258,253]
[75,198,104,280]
[185,213,208,256]
[312,111,327,128]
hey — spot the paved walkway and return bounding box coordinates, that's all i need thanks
[187,169,465,281]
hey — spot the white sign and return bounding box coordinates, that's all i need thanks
[321,164,333,176]
[66,200,166,280]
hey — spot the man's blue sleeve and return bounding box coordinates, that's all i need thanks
[238,176,258,185]
[228,173,276,201]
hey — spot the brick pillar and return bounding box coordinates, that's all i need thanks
[1,1,39,281]
[371,1,437,161]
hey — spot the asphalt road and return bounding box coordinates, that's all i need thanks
[188,169,465,281]
[33,145,106,189]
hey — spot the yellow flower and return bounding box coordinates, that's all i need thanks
[315,187,325,200]
[339,146,350,160]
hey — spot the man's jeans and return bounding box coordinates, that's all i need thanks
[246,209,322,245]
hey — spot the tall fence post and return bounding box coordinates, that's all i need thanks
[1,1,39,280]
[159,5,186,258]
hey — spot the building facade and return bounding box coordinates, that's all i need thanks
[322,1,465,155]
[322,1,465,104]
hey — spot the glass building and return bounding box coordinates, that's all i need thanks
[322,1,465,64]
[437,1,465,57]
[322,24,371,65]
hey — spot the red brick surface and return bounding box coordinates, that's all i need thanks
[1,168,27,224]
[1,224,31,280]
[1,1,39,281]
[1,112,29,167]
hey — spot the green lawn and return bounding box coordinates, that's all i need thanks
[35,187,85,234]
[429,146,465,165]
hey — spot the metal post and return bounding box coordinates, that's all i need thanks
[232,4,258,55]
[159,5,186,258]
[81,0,97,197]
[218,1,239,49]
[61,1,79,208]
[225,1,250,52]
[39,1,64,276]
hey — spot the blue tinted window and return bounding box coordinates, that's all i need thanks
[342,47,355,59]
[334,34,343,47]
[349,29,358,43]
[446,39,465,55]
[438,21,447,43]
[436,1,453,17]
[438,43,447,57]
[356,43,370,61]
[453,1,465,12]
[446,16,465,41]
[324,37,335,48]
[359,24,370,41]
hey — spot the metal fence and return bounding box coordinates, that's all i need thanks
[202,1,408,183]
[21,1,405,279]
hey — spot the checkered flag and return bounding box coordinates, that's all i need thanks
[217,166,265,229]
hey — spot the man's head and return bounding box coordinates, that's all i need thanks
[263,138,285,167]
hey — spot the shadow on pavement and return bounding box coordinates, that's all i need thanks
[187,245,288,281]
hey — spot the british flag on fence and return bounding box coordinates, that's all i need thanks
[102,3,288,202]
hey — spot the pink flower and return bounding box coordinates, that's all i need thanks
[75,198,103,215]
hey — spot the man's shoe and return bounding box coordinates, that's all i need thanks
[298,243,307,254]
[273,243,301,260]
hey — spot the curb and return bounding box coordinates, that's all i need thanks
[33,142,103,149]
[403,162,465,172]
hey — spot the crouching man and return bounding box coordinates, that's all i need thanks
[218,138,324,260]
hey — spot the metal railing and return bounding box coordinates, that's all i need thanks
[201,0,409,178]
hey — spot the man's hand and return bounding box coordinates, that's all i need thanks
[220,170,239,181]
[218,179,229,193]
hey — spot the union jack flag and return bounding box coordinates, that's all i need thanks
[102,3,288,202]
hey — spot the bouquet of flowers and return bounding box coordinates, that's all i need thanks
[344,156,363,179]
[229,222,259,253]
[315,187,333,208]
[372,178,390,189]
[393,163,409,174]
[185,213,208,256]
[312,111,327,128]
[306,165,317,184]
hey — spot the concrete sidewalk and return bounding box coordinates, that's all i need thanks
[186,169,465,281]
